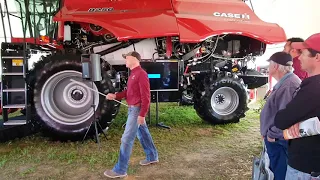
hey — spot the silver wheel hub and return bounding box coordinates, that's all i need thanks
[215,94,226,104]
[40,70,99,125]
[210,87,239,116]
[65,85,88,106]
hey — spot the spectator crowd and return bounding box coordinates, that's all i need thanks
[259,33,320,180]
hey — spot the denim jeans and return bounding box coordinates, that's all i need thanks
[112,106,158,175]
[264,137,288,180]
[285,165,315,180]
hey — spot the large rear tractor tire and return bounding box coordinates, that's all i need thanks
[194,73,248,124]
[30,54,120,141]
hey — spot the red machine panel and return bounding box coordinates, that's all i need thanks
[53,0,287,43]
[172,0,286,43]
[54,0,179,40]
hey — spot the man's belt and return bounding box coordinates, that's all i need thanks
[128,103,141,107]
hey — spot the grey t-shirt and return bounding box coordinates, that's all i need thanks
[260,72,301,139]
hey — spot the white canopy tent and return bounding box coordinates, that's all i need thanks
[245,0,320,87]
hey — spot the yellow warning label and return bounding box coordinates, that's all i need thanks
[12,59,23,66]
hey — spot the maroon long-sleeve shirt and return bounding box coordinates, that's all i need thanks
[293,57,308,80]
[115,66,150,117]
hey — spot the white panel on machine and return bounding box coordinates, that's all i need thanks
[64,25,71,41]
[93,38,159,65]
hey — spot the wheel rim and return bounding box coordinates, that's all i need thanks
[40,70,99,125]
[210,87,239,116]
[182,91,193,100]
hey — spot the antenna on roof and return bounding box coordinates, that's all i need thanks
[243,0,255,12]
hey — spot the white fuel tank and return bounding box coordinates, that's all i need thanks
[93,38,159,65]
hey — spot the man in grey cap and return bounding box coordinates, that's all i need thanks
[260,52,301,180]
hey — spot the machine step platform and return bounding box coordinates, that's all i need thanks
[3,120,27,125]
[1,42,30,126]
[0,116,38,143]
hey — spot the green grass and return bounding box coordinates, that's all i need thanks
[0,102,261,179]
[0,110,23,121]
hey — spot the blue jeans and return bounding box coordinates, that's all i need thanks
[264,137,288,180]
[285,165,320,180]
[112,106,158,175]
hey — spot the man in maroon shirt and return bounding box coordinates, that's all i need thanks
[104,51,159,178]
[283,37,309,80]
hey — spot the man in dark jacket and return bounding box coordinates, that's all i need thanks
[283,37,309,80]
[275,33,320,180]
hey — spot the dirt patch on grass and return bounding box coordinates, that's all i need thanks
[134,140,259,180]
[196,127,214,136]
[134,115,261,180]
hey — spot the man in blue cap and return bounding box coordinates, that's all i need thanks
[260,51,301,180]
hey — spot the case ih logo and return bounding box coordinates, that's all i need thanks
[213,12,250,20]
[88,7,114,12]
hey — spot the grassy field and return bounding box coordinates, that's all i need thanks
[0,102,262,180]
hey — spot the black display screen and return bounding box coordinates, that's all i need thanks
[140,60,179,91]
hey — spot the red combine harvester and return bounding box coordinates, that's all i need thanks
[0,0,286,142]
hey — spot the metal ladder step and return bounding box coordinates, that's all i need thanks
[1,56,24,59]
[3,104,25,109]
[2,88,25,92]
[3,120,27,125]
[2,72,24,76]
[1,43,28,125]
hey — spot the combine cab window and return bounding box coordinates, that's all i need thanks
[1,0,61,40]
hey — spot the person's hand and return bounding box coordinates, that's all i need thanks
[267,136,275,142]
[106,93,116,100]
[137,116,146,125]
[288,123,300,139]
